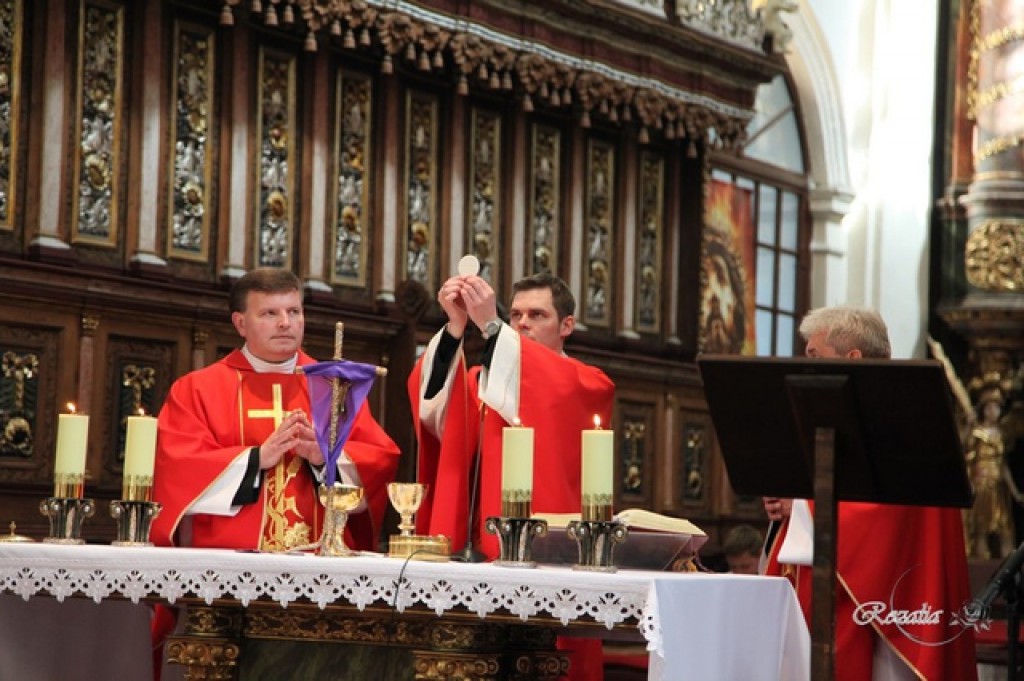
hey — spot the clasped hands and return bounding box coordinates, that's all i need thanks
[258,410,323,470]
[438,275,498,339]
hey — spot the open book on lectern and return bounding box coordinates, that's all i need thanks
[696,355,973,508]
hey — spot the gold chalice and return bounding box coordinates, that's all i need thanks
[386,482,450,561]
[387,482,426,537]
[318,482,364,557]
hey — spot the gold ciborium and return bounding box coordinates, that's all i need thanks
[387,482,450,561]
[318,482,364,557]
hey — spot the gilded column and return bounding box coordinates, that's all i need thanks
[944,0,1024,383]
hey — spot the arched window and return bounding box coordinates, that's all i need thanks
[710,74,809,357]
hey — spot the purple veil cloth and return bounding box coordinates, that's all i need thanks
[302,360,379,485]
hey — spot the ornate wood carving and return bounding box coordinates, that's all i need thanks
[104,337,173,474]
[468,107,501,283]
[0,325,58,482]
[583,139,615,327]
[0,0,21,231]
[71,0,124,247]
[680,420,708,510]
[618,404,653,506]
[256,47,297,268]
[332,70,373,287]
[636,150,664,333]
[405,91,439,289]
[965,219,1024,291]
[528,124,561,276]
[168,21,216,263]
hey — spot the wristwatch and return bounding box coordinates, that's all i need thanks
[481,318,502,340]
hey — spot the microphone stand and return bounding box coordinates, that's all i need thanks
[454,406,487,564]
[1011,569,1022,681]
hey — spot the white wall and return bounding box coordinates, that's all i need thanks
[795,0,937,358]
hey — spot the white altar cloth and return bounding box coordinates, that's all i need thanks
[0,543,809,681]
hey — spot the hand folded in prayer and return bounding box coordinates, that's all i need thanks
[259,410,322,468]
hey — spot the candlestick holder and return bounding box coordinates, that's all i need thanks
[318,482,363,557]
[387,482,450,561]
[109,499,162,546]
[566,519,628,572]
[484,516,548,567]
[39,496,95,544]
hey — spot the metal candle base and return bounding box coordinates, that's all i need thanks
[40,496,95,544]
[110,500,162,546]
[484,516,548,568]
[567,520,628,572]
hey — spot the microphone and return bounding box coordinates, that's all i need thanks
[964,540,1024,621]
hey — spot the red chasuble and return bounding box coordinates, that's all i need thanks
[764,503,977,681]
[152,350,400,552]
[410,336,614,559]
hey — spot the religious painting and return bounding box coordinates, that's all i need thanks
[700,179,756,355]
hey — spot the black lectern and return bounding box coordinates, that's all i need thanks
[697,356,973,681]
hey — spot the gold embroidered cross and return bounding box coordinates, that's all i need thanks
[247,383,287,428]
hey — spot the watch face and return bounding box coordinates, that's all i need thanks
[485,320,501,337]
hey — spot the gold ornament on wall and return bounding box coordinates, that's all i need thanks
[965,219,1024,291]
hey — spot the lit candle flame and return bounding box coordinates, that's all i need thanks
[136,407,146,417]
[512,416,522,427]
[593,415,602,429]
[67,402,77,414]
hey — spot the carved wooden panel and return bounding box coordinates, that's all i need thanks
[255,47,297,268]
[0,324,60,484]
[331,69,373,287]
[635,150,664,334]
[528,124,561,276]
[678,415,712,513]
[583,138,615,327]
[103,336,174,476]
[468,107,501,283]
[616,399,654,508]
[167,20,216,263]
[0,0,22,232]
[71,0,125,247]
[405,91,439,290]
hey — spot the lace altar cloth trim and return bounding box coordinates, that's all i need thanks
[0,544,664,652]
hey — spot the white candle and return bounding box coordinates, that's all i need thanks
[581,417,614,498]
[54,409,89,477]
[124,415,158,477]
[502,419,534,493]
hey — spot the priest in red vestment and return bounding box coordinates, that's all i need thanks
[763,306,977,681]
[409,272,614,681]
[152,268,400,552]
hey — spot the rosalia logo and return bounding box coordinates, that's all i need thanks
[851,566,990,646]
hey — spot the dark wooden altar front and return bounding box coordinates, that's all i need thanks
[166,598,626,681]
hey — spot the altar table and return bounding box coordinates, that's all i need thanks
[0,543,809,680]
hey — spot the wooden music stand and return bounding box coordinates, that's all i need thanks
[697,356,973,681]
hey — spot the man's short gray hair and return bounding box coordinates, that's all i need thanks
[798,306,891,359]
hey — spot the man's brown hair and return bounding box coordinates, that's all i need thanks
[229,268,302,313]
[511,273,575,320]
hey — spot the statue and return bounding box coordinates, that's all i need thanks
[754,0,798,54]
[963,373,1021,559]
[928,339,1022,559]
